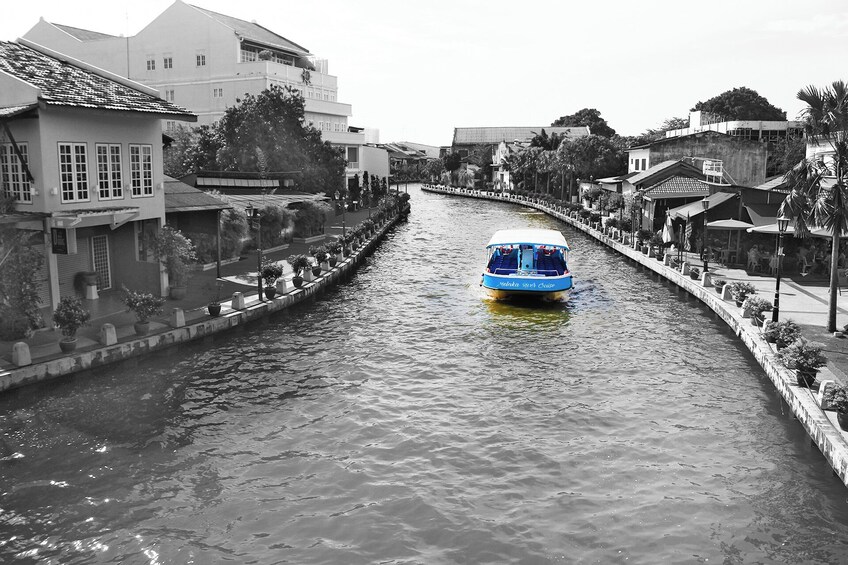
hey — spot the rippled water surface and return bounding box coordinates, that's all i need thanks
[3,185,848,564]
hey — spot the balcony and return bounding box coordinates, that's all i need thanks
[235,60,338,90]
[305,98,352,118]
[322,130,365,145]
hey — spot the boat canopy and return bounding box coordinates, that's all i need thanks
[486,229,569,249]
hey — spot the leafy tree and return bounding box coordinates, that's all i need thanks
[631,116,691,145]
[692,86,786,121]
[444,152,462,172]
[766,135,806,177]
[551,108,616,138]
[0,228,44,339]
[422,159,444,181]
[779,80,848,332]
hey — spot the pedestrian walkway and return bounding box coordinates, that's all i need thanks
[0,204,381,370]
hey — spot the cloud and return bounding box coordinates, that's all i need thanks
[766,13,848,34]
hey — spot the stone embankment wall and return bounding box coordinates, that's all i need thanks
[423,184,848,487]
[0,206,409,393]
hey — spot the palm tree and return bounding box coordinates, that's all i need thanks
[779,80,848,332]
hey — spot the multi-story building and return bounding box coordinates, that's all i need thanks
[0,39,196,314]
[665,110,804,142]
[24,0,383,189]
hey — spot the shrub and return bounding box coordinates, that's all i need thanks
[52,296,90,339]
[122,287,165,323]
[726,281,757,302]
[293,202,329,237]
[260,204,294,247]
[260,259,283,287]
[777,338,827,373]
[714,279,727,289]
[619,218,633,232]
[153,226,197,287]
[636,229,653,243]
[742,296,773,318]
[606,218,620,229]
[764,319,802,348]
[219,208,247,259]
[824,384,848,413]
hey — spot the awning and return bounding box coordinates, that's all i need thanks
[668,191,736,220]
[486,229,569,249]
[707,219,755,230]
[744,202,781,227]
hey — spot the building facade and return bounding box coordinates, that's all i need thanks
[23,0,381,189]
[0,40,196,314]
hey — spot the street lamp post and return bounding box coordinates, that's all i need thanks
[772,216,790,323]
[334,189,346,239]
[702,199,710,273]
[633,192,643,247]
[245,202,263,302]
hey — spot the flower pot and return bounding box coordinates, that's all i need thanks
[293,275,304,288]
[207,303,221,317]
[838,411,848,432]
[134,321,150,336]
[169,286,187,300]
[735,299,744,307]
[796,369,817,388]
[264,286,277,299]
[689,272,699,280]
[329,256,338,268]
[81,271,98,286]
[751,315,763,327]
[320,261,331,272]
[311,265,322,277]
[59,337,77,353]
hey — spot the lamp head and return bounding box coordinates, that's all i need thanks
[777,216,790,233]
[702,199,709,211]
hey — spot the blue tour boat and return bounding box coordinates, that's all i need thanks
[481,229,573,301]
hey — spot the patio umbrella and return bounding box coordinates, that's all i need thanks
[662,213,675,243]
[746,223,797,235]
[707,219,755,230]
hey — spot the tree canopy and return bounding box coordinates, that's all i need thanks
[691,87,786,121]
[163,85,345,195]
[551,108,616,138]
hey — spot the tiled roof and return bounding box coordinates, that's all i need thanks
[0,41,195,119]
[52,23,118,41]
[453,126,591,145]
[642,175,710,199]
[191,5,309,55]
[0,104,37,118]
[165,176,232,213]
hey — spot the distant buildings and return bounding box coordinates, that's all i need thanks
[664,111,804,142]
[23,0,386,189]
[452,126,590,158]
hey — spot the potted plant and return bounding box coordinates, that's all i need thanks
[713,279,727,293]
[327,240,342,266]
[207,280,224,317]
[648,233,664,256]
[689,266,700,280]
[742,296,773,325]
[122,287,165,335]
[152,226,197,300]
[777,338,827,388]
[52,296,90,352]
[823,384,848,431]
[726,281,757,307]
[314,246,330,272]
[763,319,801,348]
[286,254,310,288]
[260,259,283,299]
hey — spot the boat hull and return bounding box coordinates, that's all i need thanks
[481,273,572,302]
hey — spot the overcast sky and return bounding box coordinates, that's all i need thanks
[3,1,848,146]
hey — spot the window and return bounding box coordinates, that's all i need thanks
[240,49,257,63]
[323,91,329,100]
[346,147,359,168]
[163,56,173,69]
[213,87,223,98]
[0,143,32,203]
[165,89,175,102]
[634,159,639,171]
[641,158,646,170]
[196,52,206,67]
[59,142,89,202]
[96,144,123,200]
[129,144,153,197]
[146,57,155,71]
[165,121,176,132]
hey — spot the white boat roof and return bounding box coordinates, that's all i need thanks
[486,229,569,249]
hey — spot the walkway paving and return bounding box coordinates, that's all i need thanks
[0,205,382,370]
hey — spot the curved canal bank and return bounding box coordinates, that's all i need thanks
[0,203,410,393]
[423,183,848,488]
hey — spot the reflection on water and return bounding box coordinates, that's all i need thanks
[2,185,848,564]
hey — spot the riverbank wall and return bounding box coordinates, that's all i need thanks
[422,184,848,487]
[0,205,409,394]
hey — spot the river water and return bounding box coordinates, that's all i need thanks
[2,185,848,564]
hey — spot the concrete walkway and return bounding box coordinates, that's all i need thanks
[0,204,385,371]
